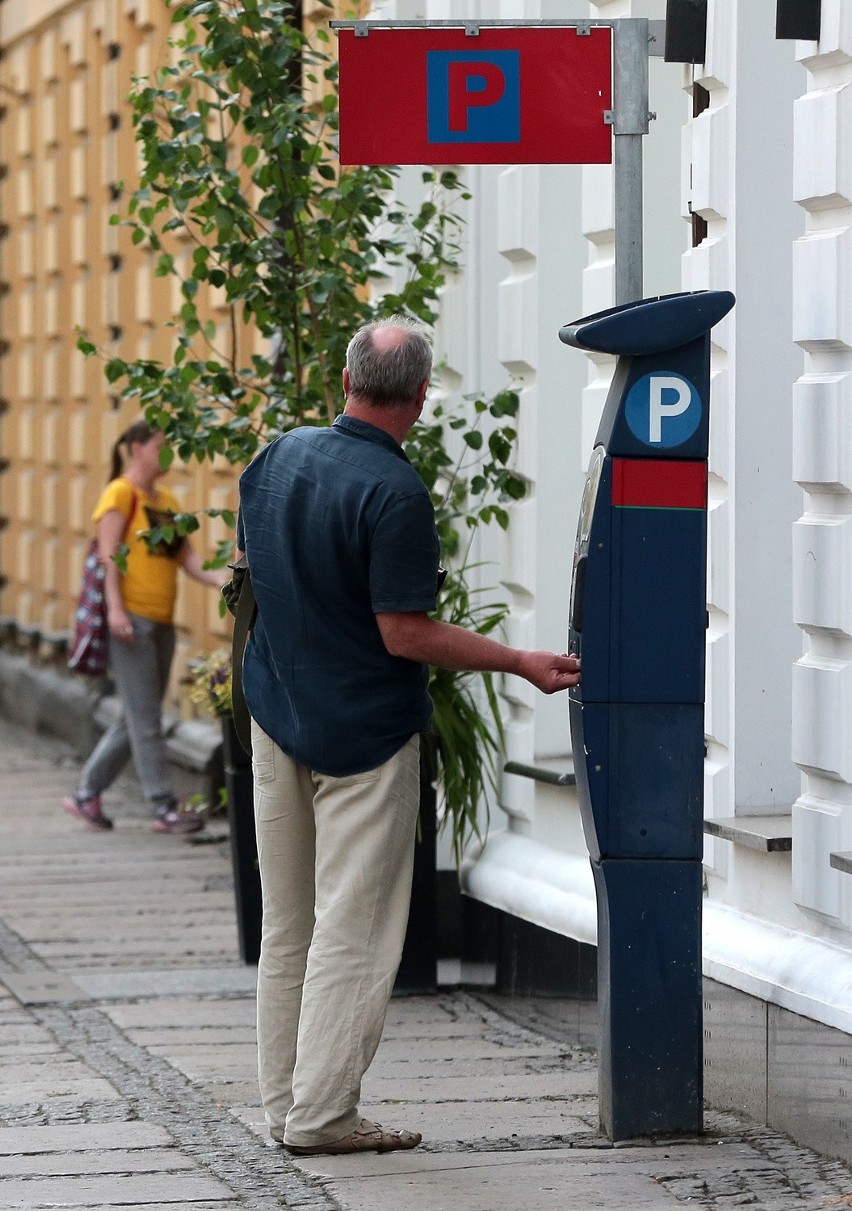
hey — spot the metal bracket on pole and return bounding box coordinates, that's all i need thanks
[648,20,667,57]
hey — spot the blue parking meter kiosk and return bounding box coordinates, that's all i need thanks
[559,290,735,1140]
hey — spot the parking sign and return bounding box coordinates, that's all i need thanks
[337,27,612,165]
[426,51,521,144]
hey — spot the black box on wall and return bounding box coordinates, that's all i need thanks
[776,0,821,41]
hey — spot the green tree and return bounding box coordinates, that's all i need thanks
[80,0,527,861]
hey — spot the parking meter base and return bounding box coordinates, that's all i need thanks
[593,856,704,1141]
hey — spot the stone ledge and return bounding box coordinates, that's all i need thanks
[0,648,221,783]
[703,815,793,852]
[829,851,852,875]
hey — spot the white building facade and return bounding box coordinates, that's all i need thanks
[372,0,852,1161]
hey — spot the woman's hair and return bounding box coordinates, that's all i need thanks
[110,419,157,482]
[345,316,433,405]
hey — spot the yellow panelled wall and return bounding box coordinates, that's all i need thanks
[0,0,360,711]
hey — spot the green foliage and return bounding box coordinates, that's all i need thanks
[79,0,528,860]
[90,0,473,460]
[409,389,526,559]
[428,572,508,865]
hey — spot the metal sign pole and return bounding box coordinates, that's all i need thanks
[612,19,650,305]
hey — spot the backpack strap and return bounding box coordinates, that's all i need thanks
[121,487,138,545]
[229,554,257,756]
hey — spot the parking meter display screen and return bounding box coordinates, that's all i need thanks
[570,446,606,637]
[578,447,605,546]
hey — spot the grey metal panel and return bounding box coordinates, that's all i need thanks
[703,978,768,1122]
[768,1004,852,1166]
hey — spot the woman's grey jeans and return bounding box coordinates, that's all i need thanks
[77,612,176,810]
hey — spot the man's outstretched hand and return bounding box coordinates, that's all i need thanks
[517,650,581,694]
[375,611,581,693]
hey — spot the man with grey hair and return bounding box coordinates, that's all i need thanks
[345,313,433,401]
[237,315,580,1158]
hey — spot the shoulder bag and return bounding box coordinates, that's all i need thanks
[67,491,138,677]
[222,553,257,756]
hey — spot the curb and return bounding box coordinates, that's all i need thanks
[0,647,221,786]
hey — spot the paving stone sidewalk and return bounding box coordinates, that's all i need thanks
[1,719,852,1210]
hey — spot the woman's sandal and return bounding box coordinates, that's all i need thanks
[284,1118,422,1157]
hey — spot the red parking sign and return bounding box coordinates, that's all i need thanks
[337,27,613,166]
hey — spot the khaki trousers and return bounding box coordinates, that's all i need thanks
[251,720,420,1147]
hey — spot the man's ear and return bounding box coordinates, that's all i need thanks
[342,367,351,397]
[415,378,429,412]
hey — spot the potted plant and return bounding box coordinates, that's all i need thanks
[187,649,261,964]
[187,647,244,765]
[81,0,527,964]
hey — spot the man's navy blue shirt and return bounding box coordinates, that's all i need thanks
[237,415,440,776]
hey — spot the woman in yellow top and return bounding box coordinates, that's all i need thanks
[63,419,225,834]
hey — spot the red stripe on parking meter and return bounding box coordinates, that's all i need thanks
[611,459,707,510]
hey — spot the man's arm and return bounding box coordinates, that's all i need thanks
[375,611,580,695]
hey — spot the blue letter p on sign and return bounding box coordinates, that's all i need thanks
[427,51,520,144]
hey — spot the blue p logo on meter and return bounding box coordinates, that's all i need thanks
[625,372,701,448]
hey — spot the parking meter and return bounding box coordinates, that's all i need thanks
[560,290,735,1141]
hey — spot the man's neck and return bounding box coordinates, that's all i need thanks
[343,399,418,446]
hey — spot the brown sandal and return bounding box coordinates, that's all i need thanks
[285,1117,422,1157]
